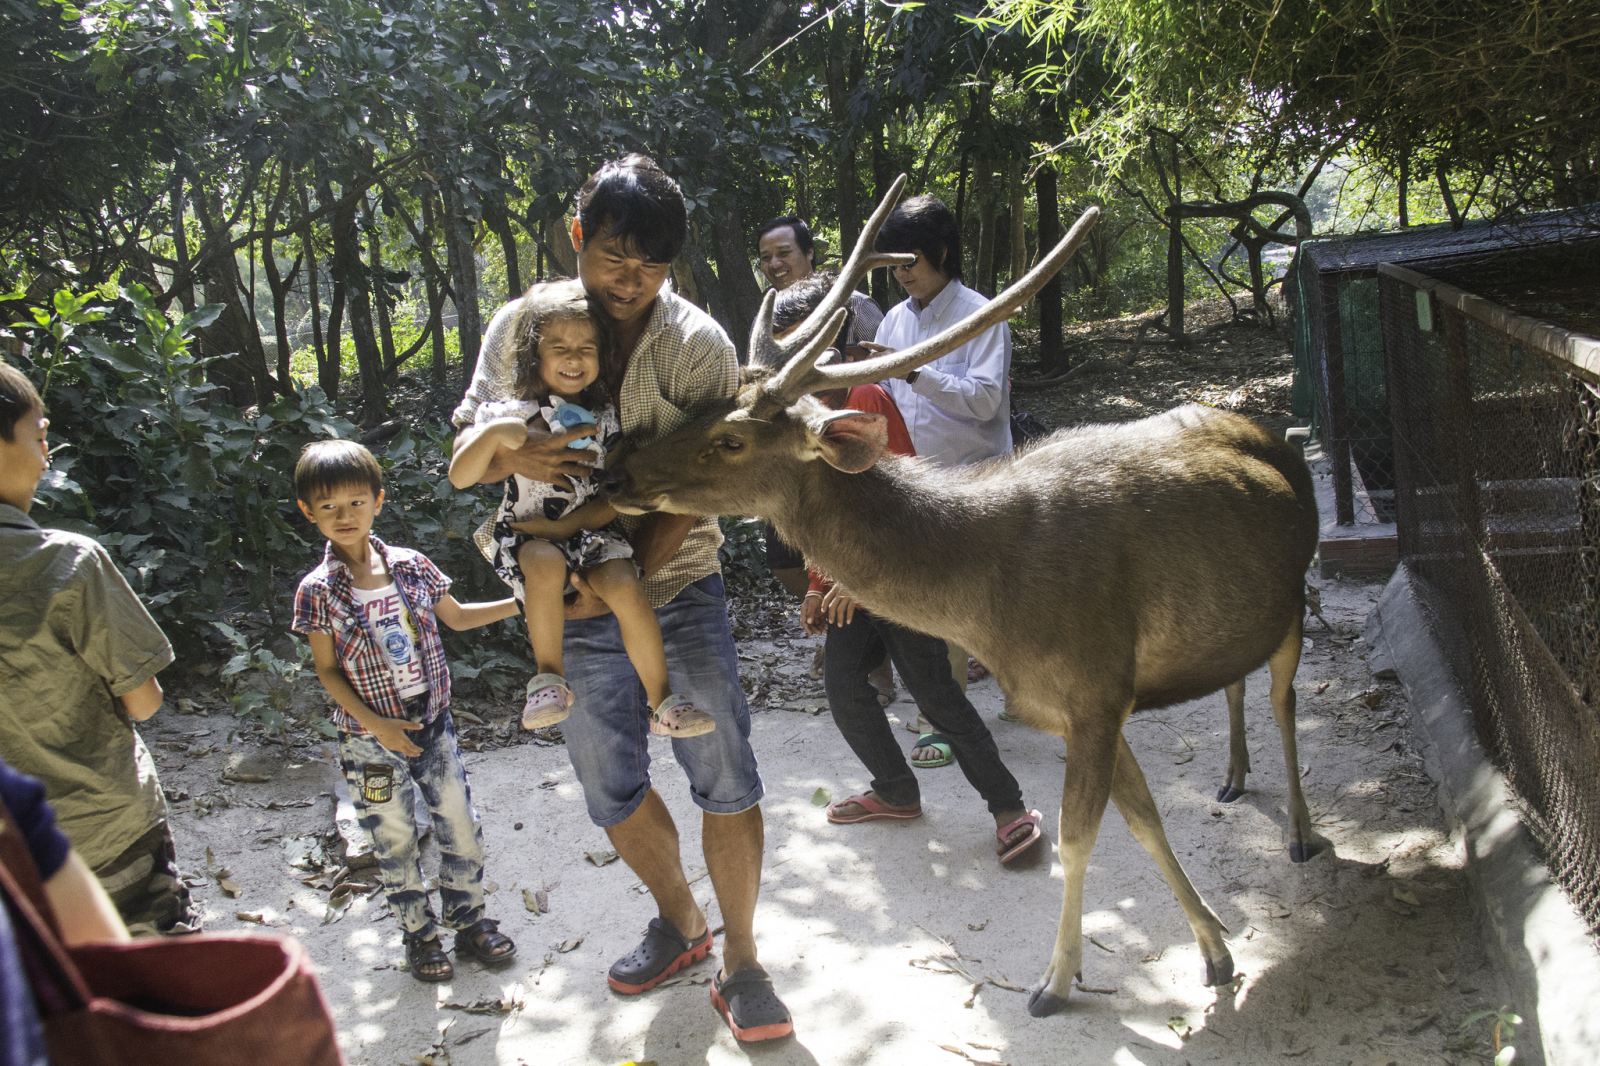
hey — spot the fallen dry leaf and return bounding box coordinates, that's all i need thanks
[234,911,266,924]
[523,888,548,915]
[555,936,584,953]
[217,877,242,898]
[810,787,830,807]
[585,850,619,867]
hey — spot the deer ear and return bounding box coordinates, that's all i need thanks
[812,410,887,473]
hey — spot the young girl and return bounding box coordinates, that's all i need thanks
[448,280,714,738]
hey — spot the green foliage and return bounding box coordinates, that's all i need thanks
[11,282,353,654]
[214,621,316,736]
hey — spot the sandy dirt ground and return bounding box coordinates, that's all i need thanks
[149,574,1510,1066]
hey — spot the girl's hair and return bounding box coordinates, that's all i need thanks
[510,279,612,408]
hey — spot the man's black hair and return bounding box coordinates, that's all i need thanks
[876,194,964,281]
[575,154,686,264]
[755,215,815,265]
[0,358,43,442]
[771,272,853,342]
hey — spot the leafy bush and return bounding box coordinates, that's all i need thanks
[7,284,526,703]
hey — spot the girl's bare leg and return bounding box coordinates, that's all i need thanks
[518,540,570,677]
[585,559,670,706]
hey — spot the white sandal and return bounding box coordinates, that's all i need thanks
[522,673,573,730]
[649,694,716,738]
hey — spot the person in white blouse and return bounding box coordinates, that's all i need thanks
[874,194,1013,758]
[875,194,1013,466]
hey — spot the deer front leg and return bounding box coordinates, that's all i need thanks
[1217,679,1250,802]
[1267,619,1318,862]
[1110,734,1234,986]
[1028,717,1122,1018]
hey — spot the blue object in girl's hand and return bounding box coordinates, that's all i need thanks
[553,402,598,449]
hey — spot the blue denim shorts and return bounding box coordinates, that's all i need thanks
[560,573,763,826]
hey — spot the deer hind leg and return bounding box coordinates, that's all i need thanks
[1110,733,1234,987]
[1028,713,1124,1018]
[1217,679,1250,802]
[1268,616,1318,863]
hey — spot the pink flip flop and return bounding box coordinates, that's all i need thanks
[997,808,1045,865]
[826,792,923,825]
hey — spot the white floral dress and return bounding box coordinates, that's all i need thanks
[477,397,632,602]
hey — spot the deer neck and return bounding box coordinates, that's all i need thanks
[773,457,983,630]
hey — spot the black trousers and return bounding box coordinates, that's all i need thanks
[824,610,1023,814]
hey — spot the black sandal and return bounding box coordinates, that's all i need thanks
[607,916,713,994]
[404,932,454,983]
[711,968,794,1042]
[454,917,517,967]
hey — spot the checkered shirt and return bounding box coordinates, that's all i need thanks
[454,288,738,608]
[291,535,454,734]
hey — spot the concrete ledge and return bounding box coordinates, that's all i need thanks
[1367,565,1600,1065]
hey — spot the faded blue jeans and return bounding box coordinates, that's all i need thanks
[560,574,764,826]
[336,704,486,939]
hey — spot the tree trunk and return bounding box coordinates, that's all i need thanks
[367,206,397,375]
[1165,137,1185,341]
[261,173,299,396]
[442,180,482,385]
[1034,163,1064,373]
[1009,166,1029,286]
[974,163,998,295]
[169,178,196,313]
[298,186,335,400]
[324,179,386,426]
[486,194,522,297]
[707,202,762,360]
[187,171,272,404]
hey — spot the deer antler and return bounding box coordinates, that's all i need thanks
[749,174,914,375]
[765,188,1102,404]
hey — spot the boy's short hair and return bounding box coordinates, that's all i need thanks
[511,279,612,408]
[771,272,853,342]
[294,439,383,503]
[755,215,816,264]
[576,154,686,265]
[877,194,964,281]
[0,358,44,442]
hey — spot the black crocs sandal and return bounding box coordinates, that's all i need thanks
[711,967,794,1042]
[454,917,517,967]
[404,932,454,983]
[607,916,713,994]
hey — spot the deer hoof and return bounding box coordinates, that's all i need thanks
[1288,839,1319,863]
[1215,784,1245,803]
[1027,984,1069,1018]
[1203,952,1236,987]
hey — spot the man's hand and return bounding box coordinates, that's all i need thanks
[821,585,859,627]
[490,425,599,487]
[368,718,425,758]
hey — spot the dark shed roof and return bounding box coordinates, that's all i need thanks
[1295,205,1600,275]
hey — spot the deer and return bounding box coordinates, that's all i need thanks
[604,174,1321,1016]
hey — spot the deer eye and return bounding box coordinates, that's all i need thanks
[714,434,744,452]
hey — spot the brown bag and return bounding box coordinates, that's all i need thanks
[0,804,345,1066]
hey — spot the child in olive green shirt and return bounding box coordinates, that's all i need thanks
[0,359,195,935]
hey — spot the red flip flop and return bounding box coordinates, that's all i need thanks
[826,792,923,825]
[997,808,1045,865]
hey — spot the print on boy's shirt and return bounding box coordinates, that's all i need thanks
[352,583,429,699]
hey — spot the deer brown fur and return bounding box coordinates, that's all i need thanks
[606,177,1321,1015]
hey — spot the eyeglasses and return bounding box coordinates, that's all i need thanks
[891,254,922,273]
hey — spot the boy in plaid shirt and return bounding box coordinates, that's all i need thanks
[291,439,520,982]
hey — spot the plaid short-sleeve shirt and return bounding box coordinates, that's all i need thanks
[291,535,454,733]
[454,288,739,607]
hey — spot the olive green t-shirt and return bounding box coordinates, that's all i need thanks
[0,504,174,870]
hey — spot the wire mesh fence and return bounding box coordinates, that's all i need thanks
[1380,261,1600,938]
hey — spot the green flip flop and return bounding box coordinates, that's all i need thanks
[911,733,953,769]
